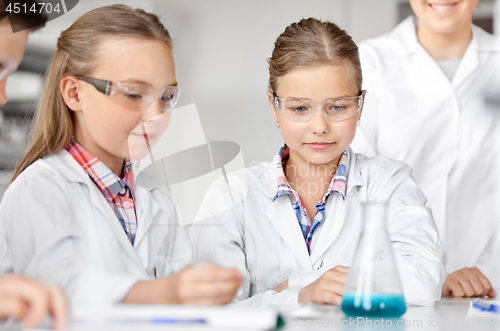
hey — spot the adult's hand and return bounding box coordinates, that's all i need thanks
[442,267,497,298]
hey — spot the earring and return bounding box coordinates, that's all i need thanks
[275,120,280,128]
[357,120,361,127]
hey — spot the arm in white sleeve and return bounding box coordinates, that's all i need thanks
[190,178,301,308]
[367,159,447,306]
[0,175,145,308]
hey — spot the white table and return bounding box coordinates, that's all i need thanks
[281,298,499,331]
[1,298,497,331]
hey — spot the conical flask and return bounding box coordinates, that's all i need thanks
[341,203,406,317]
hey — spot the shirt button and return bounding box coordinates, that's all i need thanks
[123,201,130,208]
[119,188,127,195]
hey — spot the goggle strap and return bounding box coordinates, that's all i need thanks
[273,93,280,111]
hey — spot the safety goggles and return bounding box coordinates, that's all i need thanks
[273,91,364,122]
[79,77,180,113]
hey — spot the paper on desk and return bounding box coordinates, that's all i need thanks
[72,304,279,330]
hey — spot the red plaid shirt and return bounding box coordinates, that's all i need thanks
[66,138,138,245]
[274,145,348,253]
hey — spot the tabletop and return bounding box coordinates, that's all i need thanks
[0,297,498,331]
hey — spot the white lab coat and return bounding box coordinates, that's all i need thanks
[351,17,500,285]
[190,148,447,308]
[0,149,192,308]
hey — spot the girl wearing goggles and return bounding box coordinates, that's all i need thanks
[0,5,241,308]
[191,18,446,308]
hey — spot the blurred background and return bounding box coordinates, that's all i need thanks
[0,0,498,198]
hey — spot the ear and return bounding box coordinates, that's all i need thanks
[267,90,279,123]
[60,76,84,112]
[357,90,367,121]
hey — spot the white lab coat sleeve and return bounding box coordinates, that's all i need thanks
[351,44,380,158]
[190,177,301,308]
[0,173,145,308]
[365,158,447,306]
[287,259,352,289]
[287,270,325,288]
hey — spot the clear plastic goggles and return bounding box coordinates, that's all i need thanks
[0,57,16,81]
[273,92,364,122]
[79,77,180,113]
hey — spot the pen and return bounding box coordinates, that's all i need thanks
[151,317,207,324]
[472,299,499,314]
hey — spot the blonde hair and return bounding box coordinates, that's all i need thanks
[268,18,362,93]
[11,4,172,182]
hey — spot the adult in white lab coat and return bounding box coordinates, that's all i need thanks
[191,18,446,308]
[191,149,447,307]
[352,0,500,297]
[0,149,192,307]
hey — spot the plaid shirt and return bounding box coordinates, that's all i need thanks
[66,138,138,245]
[273,145,348,253]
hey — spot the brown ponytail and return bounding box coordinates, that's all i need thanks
[268,18,362,93]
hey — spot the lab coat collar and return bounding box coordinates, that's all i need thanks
[133,174,163,246]
[387,16,419,57]
[393,16,499,88]
[308,148,364,264]
[345,147,365,196]
[258,154,280,199]
[266,196,313,272]
[259,147,362,198]
[258,147,364,197]
[262,147,364,271]
[471,24,500,52]
[49,149,89,184]
[260,151,312,271]
[47,150,157,271]
[452,25,500,87]
[390,16,500,54]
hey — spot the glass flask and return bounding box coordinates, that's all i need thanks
[341,203,406,318]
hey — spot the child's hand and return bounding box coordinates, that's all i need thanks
[0,275,68,330]
[124,262,242,305]
[442,267,497,298]
[272,279,288,293]
[298,266,348,305]
[166,262,242,305]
